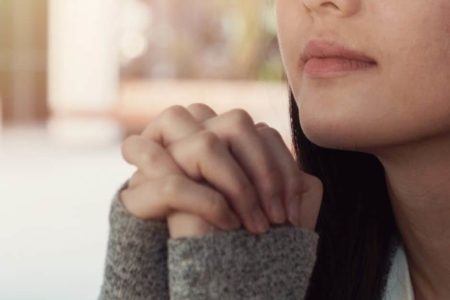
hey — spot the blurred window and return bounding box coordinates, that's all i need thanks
[117,0,289,141]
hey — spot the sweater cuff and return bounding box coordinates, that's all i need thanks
[99,180,170,300]
[167,224,319,300]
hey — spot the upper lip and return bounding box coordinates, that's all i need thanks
[301,39,377,64]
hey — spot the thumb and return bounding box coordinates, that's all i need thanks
[168,211,216,239]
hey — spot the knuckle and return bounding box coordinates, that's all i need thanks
[298,173,323,194]
[121,134,140,163]
[162,105,189,121]
[309,175,324,190]
[262,126,283,140]
[187,102,212,111]
[228,108,254,129]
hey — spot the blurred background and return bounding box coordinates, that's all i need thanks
[0,0,290,299]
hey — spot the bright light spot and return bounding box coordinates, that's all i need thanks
[119,0,152,65]
[120,32,147,63]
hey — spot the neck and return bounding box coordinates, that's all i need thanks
[373,133,450,299]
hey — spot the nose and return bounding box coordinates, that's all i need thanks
[303,0,361,17]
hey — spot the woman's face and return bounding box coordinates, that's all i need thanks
[275,0,450,151]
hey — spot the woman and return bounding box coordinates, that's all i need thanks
[99,1,450,299]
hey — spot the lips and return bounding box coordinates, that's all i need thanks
[300,40,377,78]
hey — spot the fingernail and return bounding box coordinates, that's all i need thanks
[288,199,301,227]
[271,197,285,223]
[253,210,269,233]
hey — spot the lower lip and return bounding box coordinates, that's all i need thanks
[303,57,377,78]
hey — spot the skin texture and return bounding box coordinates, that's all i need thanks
[275,0,450,299]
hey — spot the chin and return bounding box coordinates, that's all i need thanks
[300,113,450,156]
[299,112,358,151]
[298,109,394,153]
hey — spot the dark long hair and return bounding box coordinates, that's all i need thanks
[288,89,400,299]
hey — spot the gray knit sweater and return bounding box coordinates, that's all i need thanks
[98,180,320,300]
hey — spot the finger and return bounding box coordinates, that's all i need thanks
[203,109,284,226]
[255,121,270,129]
[121,134,184,179]
[141,105,203,146]
[255,125,289,224]
[120,174,242,231]
[255,126,323,230]
[128,170,147,189]
[295,173,323,231]
[167,130,269,234]
[126,106,268,233]
[125,104,217,204]
[256,125,307,225]
[186,103,218,123]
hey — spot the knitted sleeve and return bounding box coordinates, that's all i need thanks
[99,181,319,300]
[167,224,319,300]
[98,180,170,300]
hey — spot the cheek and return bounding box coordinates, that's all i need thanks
[381,2,450,123]
[275,5,306,84]
[442,2,450,35]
